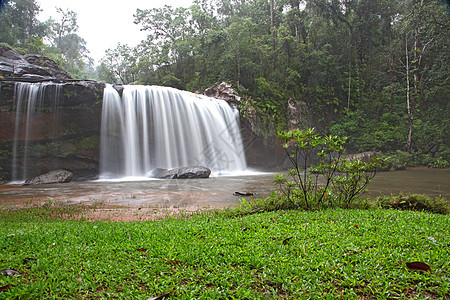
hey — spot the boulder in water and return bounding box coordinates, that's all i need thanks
[157,166,211,179]
[147,168,168,178]
[23,170,74,185]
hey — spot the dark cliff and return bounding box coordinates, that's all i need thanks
[0,45,104,180]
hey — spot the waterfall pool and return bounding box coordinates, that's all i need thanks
[1,169,448,211]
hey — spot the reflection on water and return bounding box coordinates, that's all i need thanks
[0,170,448,209]
[367,169,449,198]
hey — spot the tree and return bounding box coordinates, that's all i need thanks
[134,5,193,68]
[397,0,449,152]
[51,8,78,49]
[0,0,47,51]
[98,43,141,84]
[46,7,91,78]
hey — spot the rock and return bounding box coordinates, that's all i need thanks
[23,170,74,185]
[147,168,168,178]
[157,166,211,179]
[0,62,14,76]
[0,45,28,65]
[389,164,406,172]
[343,151,379,163]
[287,100,309,130]
[13,62,52,78]
[202,82,242,106]
[0,44,71,79]
[25,54,72,79]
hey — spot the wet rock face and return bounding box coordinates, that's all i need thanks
[23,170,74,185]
[0,45,28,77]
[0,45,105,181]
[287,100,309,130]
[157,166,211,179]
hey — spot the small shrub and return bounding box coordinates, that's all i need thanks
[233,191,296,215]
[276,128,382,210]
[330,158,378,208]
[376,193,449,214]
[429,157,449,168]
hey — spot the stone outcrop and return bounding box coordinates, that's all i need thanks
[0,45,71,80]
[287,100,309,130]
[24,54,72,79]
[157,166,211,179]
[23,170,74,185]
[203,82,242,107]
[343,151,379,163]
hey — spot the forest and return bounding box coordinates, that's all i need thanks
[0,0,449,167]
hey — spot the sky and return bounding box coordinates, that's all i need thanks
[37,0,194,64]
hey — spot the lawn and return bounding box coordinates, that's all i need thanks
[0,207,449,299]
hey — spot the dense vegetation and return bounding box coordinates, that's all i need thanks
[0,0,95,78]
[1,0,449,164]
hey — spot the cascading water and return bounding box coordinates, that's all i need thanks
[100,85,247,179]
[11,82,62,181]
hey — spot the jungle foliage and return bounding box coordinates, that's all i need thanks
[102,0,450,162]
[1,0,449,161]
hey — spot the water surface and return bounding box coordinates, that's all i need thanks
[0,170,448,209]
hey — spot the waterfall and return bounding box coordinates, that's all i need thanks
[100,85,247,179]
[11,82,62,181]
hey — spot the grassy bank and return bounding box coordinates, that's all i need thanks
[0,206,449,299]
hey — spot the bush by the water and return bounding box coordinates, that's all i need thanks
[384,150,449,170]
[273,128,382,210]
[377,193,449,214]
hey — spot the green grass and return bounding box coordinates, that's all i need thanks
[0,208,449,299]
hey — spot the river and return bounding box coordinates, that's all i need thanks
[0,169,448,210]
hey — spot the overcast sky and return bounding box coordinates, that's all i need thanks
[37,0,194,64]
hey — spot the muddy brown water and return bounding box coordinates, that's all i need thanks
[0,169,448,210]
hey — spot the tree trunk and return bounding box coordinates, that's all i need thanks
[405,34,413,152]
[347,61,351,110]
[271,0,276,70]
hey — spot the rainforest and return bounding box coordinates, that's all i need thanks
[1,0,448,168]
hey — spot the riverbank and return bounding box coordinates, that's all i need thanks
[1,170,449,213]
[0,207,448,299]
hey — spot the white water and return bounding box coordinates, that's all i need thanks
[11,82,62,181]
[100,85,247,179]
